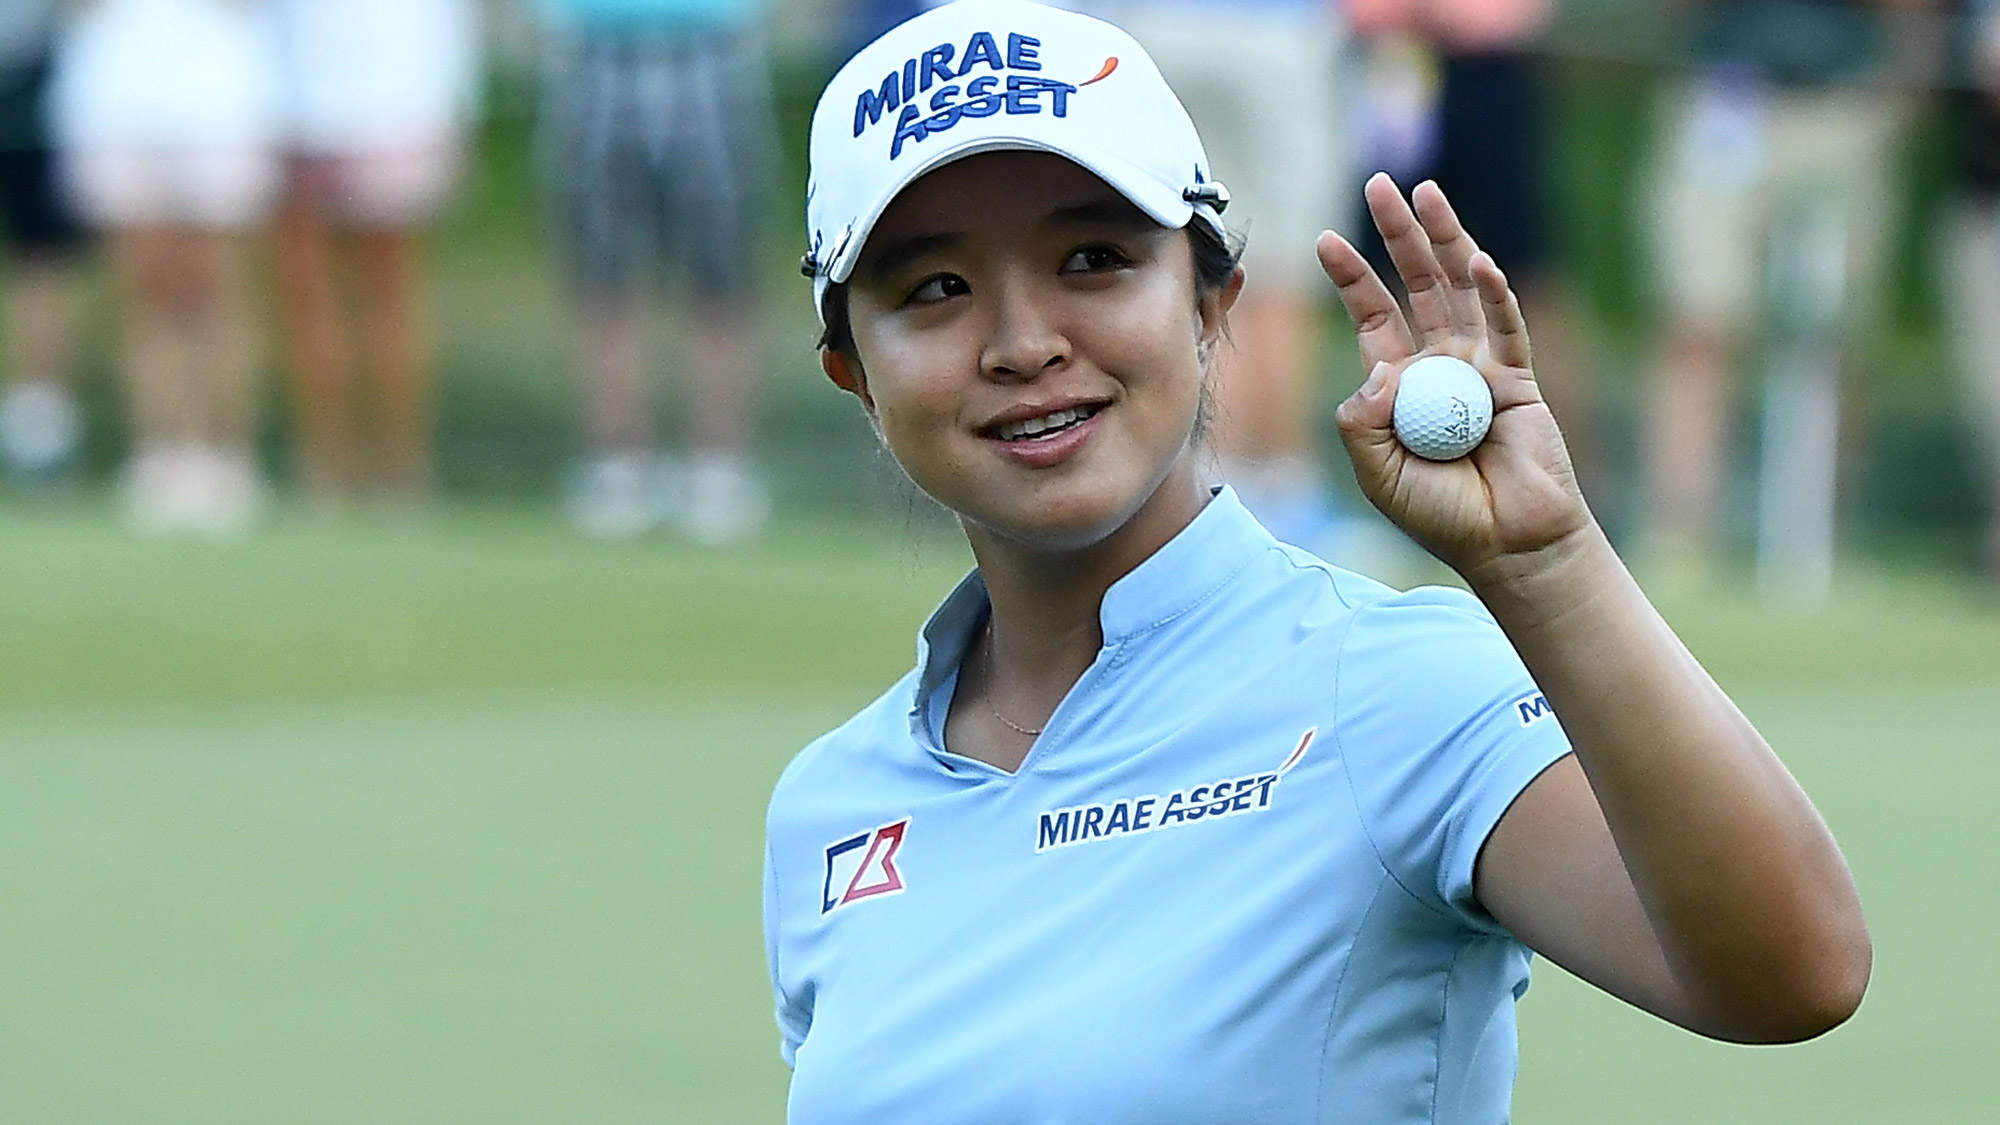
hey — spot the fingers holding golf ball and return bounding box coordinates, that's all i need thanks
[1318,175,1590,571]
[1392,354,1494,461]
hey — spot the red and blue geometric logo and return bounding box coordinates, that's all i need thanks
[821,817,909,914]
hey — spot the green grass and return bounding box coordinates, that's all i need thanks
[1517,687,2000,1122]
[0,696,809,1122]
[1,502,1996,1121]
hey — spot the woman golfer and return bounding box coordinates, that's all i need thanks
[764,2,1869,1119]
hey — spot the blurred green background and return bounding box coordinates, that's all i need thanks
[2,509,1997,1121]
[5,18,1999,1124]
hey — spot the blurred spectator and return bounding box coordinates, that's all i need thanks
[48,0,282,535]
[1348,0,1602,501]
[1943,0,2000,580]
[1078,0,1365,557]
[846,0,934,55]
[0,0,86,488]
[268,0,481,509]
[1636,0,1917,572]
[535,0,777,544]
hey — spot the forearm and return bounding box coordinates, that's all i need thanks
[1468,525,1871,1041]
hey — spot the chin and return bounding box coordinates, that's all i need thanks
[959,480,1159,554]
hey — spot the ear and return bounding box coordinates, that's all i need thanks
[1197,264,1247,358]
[820,346,876,415]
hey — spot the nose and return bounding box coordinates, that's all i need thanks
[979,273,1070,382]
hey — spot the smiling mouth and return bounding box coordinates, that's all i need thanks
[990,404,1105,442]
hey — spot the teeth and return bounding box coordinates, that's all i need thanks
[996,405,1094,441]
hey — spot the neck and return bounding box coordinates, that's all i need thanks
[964,463,1212,699]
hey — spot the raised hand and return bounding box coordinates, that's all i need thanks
[1318,173,1590,583]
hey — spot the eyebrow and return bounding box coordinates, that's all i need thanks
[857,195,1157,283]
[858,232,960,284]
[1044,196,1153,231]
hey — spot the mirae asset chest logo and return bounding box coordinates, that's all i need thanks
[1035,729,1315,853]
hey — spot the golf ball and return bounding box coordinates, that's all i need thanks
[1392,354,1493,461]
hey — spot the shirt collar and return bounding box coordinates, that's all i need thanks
[912,568,992,720]
[1096,484,1271,643]
[908,486,1274,734]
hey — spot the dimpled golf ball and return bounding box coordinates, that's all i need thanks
[1392,354,1494,461]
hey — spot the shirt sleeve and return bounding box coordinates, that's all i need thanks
[1331,586,1574,933]
[764,838,809,1066]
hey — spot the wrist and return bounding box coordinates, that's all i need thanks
[1462,520,1630,634]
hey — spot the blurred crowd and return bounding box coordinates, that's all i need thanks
[0,0,779,544]
[0,0,1997,582]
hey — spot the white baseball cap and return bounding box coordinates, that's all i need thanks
[803,0,1229,321]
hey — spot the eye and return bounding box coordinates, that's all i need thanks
[1061,244,1130,273]
[905,273,970,304]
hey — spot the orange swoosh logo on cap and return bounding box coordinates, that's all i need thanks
[1080,57,1118,86]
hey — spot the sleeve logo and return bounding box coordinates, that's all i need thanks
[821,817,910,914]
[1515,692,1554,727]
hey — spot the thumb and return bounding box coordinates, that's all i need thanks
[1336,360,1401,460]
[1335,361,1407,501]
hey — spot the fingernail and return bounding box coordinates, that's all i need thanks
[1361,361,1391,397]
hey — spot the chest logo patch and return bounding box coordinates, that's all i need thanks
[1035,728,1316,853]
[821,817,910,914]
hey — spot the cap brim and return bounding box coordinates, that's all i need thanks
[824,137,1198,288]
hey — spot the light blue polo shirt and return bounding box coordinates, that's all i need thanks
[763,488,1573,1124]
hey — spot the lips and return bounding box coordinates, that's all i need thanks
[991,403,1104,442]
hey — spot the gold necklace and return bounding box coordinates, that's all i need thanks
[983,623,1043,737]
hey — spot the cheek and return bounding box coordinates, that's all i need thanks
[851,333,966,462]
[1091,277,1208,408]
[1112,272,1204,350]
[873,394,943,463]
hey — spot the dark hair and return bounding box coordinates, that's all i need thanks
[817,219,1243,357]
